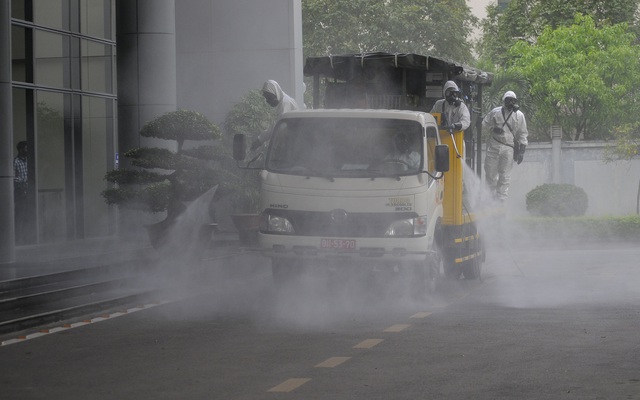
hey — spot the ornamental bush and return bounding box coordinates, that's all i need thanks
[101,109,221,221]
[525,183,588,217]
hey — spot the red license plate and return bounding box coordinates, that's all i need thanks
[321,239,356,250]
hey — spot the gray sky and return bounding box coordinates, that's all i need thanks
[467,0,494,39]
[467,0,494,20]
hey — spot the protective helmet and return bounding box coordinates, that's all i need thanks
[502,91,517,101]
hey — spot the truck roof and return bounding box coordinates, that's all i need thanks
[279,108,437,125]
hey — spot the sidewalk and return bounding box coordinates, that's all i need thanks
[1,230,241,281]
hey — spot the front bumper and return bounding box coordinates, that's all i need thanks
[258,233,433,262]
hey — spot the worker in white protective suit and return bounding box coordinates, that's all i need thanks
[482,90,528,202]
[384,131,421,170]
[251,80,299,150]
[430,80,471,132]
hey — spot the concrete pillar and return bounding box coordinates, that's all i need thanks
[0,0,15,265]
[115,0,177,235]
[116,0,177,157]
[551,125,562,184]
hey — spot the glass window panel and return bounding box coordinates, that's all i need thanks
[11,0,30,21]
[81,39,113,93]
[36,91,68,242]
[11,25,30,83]
[34,30,70,89]
[82,96,115,237]
[80,0,114,40]
[13,88,37,244]
[34,0,69,30]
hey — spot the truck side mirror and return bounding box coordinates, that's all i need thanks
[435,144,450,172]
[233,134,246,160]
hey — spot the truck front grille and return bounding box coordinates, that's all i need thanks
[265,209,418,238]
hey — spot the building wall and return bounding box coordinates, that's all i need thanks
[175,0,304,125]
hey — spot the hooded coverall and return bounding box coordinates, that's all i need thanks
[482,91,528,201]
[257,80,299,144]
[430,80,471,131]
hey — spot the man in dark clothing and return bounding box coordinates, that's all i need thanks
[14,141,28,244]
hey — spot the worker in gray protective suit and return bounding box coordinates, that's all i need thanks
[251,80,299,150]
[430,80,471,132]
[482,90,529,202]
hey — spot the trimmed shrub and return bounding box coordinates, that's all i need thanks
[526,183,588,217]
[514,215,640,242]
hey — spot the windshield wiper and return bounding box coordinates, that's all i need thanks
[365,168,403,181]
[302,166,334,182]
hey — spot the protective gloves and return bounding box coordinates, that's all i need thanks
[440,123,463,131]
[513,143,526,165]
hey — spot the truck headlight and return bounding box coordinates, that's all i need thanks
[385,216,427,237]
[261,214,295,234]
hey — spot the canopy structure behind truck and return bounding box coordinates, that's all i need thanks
[303,52,494,174]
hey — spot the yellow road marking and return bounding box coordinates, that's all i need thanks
[353,339,384,349]
[267,378,311,393]
[315,356,351,368]
[410,312,432,319]
[384,324,411,332]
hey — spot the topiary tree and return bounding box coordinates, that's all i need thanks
[526,183,588,217]
[101,109,221,223]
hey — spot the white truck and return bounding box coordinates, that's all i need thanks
[234,53,492,291]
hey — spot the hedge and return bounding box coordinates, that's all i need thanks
[513,215,640,242]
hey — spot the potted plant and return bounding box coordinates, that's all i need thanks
[101,109,221,248]
[218,89,277,244]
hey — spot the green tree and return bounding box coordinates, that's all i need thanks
[102,109,221,222]
[506,14,640,140]
[478,0,640,68]
[303,0,478,63]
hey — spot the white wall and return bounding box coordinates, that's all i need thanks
[500,142,640,217]
[175,0,303,125]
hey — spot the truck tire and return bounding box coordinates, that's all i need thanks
[443,249,461,280]
[462,257,481,280]
[461,237,483,280]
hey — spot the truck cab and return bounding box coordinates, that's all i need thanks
[259,108,447,260]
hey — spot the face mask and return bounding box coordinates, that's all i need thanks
[446,90,461,106]
[504,98,519,112]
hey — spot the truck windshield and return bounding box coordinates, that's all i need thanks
[266,117,424,178]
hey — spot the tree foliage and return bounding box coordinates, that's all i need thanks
[302,0,478,63]
[478,0,640,68]
[506,14,640,140]
[217,90,277,213]
[102,109,221,219]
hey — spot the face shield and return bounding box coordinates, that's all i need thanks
[445,88,461,106]
[263,91,279,107]
[504,97,519,112]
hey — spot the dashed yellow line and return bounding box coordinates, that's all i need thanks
[267,378,311,393]
[383,324,411,332]
[315,356,351,368]
[410,311,432,319]
[353,339,383,349]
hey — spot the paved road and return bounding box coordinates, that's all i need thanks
[1,244,639,399]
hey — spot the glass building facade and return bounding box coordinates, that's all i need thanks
[11,0,117,243]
